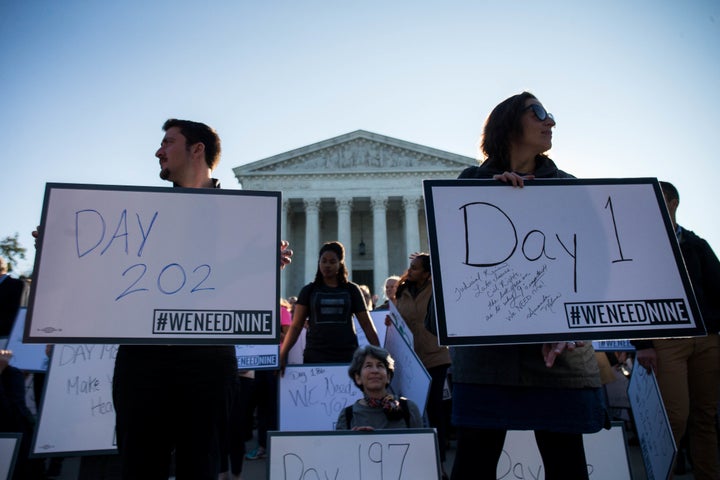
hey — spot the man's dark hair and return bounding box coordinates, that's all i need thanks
[162,119,221,170]
[481,91,550,171]
[659,181,679,203]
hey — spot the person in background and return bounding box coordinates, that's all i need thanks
[335,345,423,430]
[374,275,400,311]
[219,369,255,480]
[358,284,374,310]
[0,349,45,479]
[393,253,451,478]
[0,257,25,337]
[451,92,608,480]
[244,298,293,461]
[280,241,379,369]
[286,296,297,316]
[634,181,720,480]
[82,119,293,480]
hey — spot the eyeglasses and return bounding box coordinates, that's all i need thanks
[525,104,555,122]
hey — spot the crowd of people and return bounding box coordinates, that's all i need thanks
[1,92,719,480]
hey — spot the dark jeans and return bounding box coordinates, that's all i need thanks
[113,346,236,480]
[253,369,279,449]
[427,364,450,462]
[221,375,255,476]
[451,427,589,480]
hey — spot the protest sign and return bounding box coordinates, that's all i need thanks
[6,308,48,372]
[279,364,360,431]
[235,344,279,370]
[33,344,118,455]
[26,183,280,344]
[383,315,430,414]
[424,178,703,345]
[268,429,440,480]
[0,433,22,479]
[628,364,676,480]
[501,423,631,479]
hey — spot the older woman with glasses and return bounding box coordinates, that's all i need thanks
[450,92,609,480]
[335,345,423,431]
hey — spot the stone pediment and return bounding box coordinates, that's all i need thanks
[232,130,475,177]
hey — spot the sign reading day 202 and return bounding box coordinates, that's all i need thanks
[25,184,281,344]
[424,178,703,345]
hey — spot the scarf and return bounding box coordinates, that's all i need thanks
[364,394,404,421]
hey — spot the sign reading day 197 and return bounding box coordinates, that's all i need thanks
[25,183,281,344]
[424,178,704,345]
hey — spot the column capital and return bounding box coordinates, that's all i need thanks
[335,197,353,212]
[303,198,321,212]
[371,196,388,210]
[402,196,420,209]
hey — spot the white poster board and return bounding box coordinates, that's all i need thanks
[592,340,635,352]
[424,178,703,345]
[268,429,440,480]
[388,301,413,346]
[0,433,22,480]
[501,423,631,479]
[383,319,431,414]
[26,183,281,344]
[235,344,279,370]
[279,364,361,431]
[287,327,306,365]
[628,364,676,480]
[354,310,388,348]
[33,344,118,455]
[6,308,48,372]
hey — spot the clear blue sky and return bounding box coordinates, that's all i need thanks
[2,1,719,275]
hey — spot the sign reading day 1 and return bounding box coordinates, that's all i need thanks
[424,178,703,345]
[25,184,281,344]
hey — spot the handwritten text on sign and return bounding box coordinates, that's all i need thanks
[424,179,702,345]
[268,430,440,480]
[26,184,280,344]
[279,364,360,431]
[33,344,118,455]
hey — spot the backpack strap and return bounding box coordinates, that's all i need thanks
[344,405,354,428]
[399,397,411,428]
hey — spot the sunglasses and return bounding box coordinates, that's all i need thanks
[525,104,555,122]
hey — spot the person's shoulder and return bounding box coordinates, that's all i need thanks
[336,403,352,430]
[680,226,702,242]
[402,397,421,413]
[297,282,316,298]
[458,164,497,179]
[679,227,712,249]
[535,156,574,179]
[399,397,423,427]
[4,276,23,286]
[0,275,23,294]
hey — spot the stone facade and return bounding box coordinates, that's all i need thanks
[232,130,476,301]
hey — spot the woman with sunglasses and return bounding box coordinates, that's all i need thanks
[450,92,608,480]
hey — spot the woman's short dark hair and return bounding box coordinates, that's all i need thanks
[313,241,349,285]
[348,345,395,391]
[480,91,549,171]
[162,118,222,170]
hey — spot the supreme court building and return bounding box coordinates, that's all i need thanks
[233,130,476,300]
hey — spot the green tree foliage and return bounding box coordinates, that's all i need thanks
[0,233,27,272]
